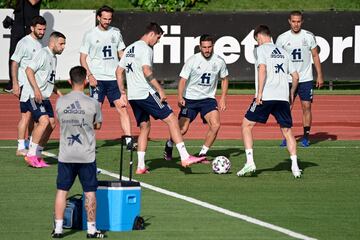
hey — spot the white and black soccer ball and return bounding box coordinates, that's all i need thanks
[212,156,231,174]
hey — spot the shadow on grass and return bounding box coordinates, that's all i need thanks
[255,158,319,176]
[295,132,337,145]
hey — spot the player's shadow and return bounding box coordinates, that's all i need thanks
[206,148,244,159]
[44,141,60,150]
[146,157,199,174]
[295,132,337,145]
[254,159,319,176]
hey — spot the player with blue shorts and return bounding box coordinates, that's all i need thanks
[80,5,133,149]
[237,25,302,178]
[116,22,205,174]
[11,16,46,156]
[276,11,324,147]
[23,31,66,168]
[53,66,104,239]
[163,34,229,163]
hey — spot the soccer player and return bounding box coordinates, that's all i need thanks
[11,16,46,156]
[116,22,205,174]
[163,34,229,163]
[52,66,104,239]
[23,31,66,168]
[276,11,324,147]
[236,25,302,178]
[80,5,133,149]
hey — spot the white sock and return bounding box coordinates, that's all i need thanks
[166,139,173,147]
[36,145,44,157]
[176,142,190,160]
[199,145,209,156]
[137,151,146,169]
[125,137,131,145]
[29,136,32,143]
[27,141,38,156]
[290,155,299,169]
[17,139,25,150]
[54,219,63,234]
[87,221,97,234]
[245,149,254,165]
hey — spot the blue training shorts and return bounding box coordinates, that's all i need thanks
[23,98,54,122]
[90,80,121,107]
[57,161,98,192]
[290,81,313,102]
[245,99,293,128]
[179,98,218,123]
[129,93,173,127]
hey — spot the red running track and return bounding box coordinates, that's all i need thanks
[0,94,359,140]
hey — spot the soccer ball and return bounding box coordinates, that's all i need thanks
[212,156,231,174]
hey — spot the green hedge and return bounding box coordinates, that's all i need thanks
[130,0,209,12]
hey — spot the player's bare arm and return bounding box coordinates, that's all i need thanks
[143,65,167,102]
[80,53,97,87]
[290,71,299,106]
[11,61,20,97]
[219,77,229,111]
[115,66,128,107]
[177,77,186,107]
[257,64,266,105]
[311,47,324,89]
[25,66,42,103]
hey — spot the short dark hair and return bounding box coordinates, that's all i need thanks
[31,16,46,27]
[69,66,86,85]
[50,31,66,40]
[289,10,303,20]
[253,25,271,39]
[200,34,214,44]
[96,5,114,17]
[145,22,164,35]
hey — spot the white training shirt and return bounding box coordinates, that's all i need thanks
[80,26,126,80]
[179,52,228,100]
[118,40,156,100]
[275,29,317,83]
[20,47,57,102]
[11,34,42,87]
[254,43,296,101]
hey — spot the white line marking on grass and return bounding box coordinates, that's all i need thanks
[41,150,317,240]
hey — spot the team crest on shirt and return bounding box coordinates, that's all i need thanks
[96,40,100,44]
[302,39,308,47]
[111,36,116,43]
[212,63,217,72]
[32,49,36,52]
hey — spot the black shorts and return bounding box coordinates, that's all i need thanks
[57,161,98,192]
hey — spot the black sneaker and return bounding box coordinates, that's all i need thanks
[163,140,173,161]
[51,230,63,238]
[87,230,105,238]
[3,86,13,93]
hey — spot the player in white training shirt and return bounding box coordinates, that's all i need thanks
[23,31,66,168]
[11,16,46,156]
[80,5,133,149]
[164,34,229,163]
[237,25,302,178]
[276,11,324,147]
[116,22,205,174]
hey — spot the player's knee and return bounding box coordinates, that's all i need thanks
[38,116,50,128]
[210,121,221,132]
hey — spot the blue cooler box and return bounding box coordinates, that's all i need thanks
[83,180,141,231]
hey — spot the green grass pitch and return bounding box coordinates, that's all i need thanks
[0,139,359,239]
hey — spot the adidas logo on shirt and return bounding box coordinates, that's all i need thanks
[63,100,85,114]
[126,46,135,57]
[270,48,285,59]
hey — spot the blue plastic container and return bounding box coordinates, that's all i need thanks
[83,180,141,231]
